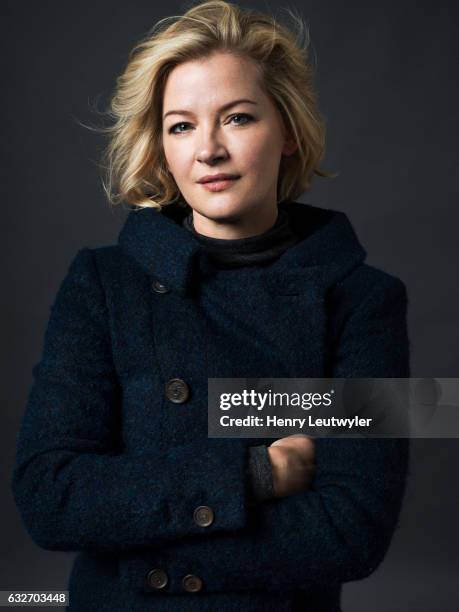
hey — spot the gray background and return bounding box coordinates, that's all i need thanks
[2,1,458,610]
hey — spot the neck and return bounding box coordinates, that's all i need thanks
[181,203,300,268]
[190,203,279,240]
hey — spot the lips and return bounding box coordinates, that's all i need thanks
[197,174,240,184]
[199,177,240,192]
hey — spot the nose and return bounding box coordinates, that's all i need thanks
[196,125,228,165]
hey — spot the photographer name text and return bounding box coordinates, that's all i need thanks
[220,415,373,429]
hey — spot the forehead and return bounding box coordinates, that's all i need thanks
[163,53,264,107]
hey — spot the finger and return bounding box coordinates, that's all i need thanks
[270,434,310,447]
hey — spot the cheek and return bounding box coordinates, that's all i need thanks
[163,143,188,176]
[238,128,282,170]
[243,144,281,177]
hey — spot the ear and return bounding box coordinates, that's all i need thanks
[282,133,298,157]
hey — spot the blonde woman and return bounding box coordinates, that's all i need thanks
[11,2,410,611]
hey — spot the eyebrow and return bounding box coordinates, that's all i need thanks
[163,98,257,121]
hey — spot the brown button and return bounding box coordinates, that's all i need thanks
[193,505,214,527]
[152,280,170,294]
[182,574,203,593]
[146,568,168,589]
[165,378,190,403]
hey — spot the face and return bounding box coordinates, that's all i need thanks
[161,51,297,239]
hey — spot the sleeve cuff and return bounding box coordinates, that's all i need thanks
[247,444,275,504]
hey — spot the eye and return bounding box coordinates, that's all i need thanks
[168,121,191,135]
[228,113,254,126]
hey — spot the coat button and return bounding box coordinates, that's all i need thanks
[193,505,214,527]
[152,280,170,294]
[182,574,203,593]
[146,568,168,589]
[165,378,190,403]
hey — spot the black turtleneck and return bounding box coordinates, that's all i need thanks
[181,205,300,268]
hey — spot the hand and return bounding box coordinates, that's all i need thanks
[267,434,315,498]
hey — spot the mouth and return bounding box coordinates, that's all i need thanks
[199,177,240,192]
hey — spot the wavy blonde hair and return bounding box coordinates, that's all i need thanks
[97,0,335,210]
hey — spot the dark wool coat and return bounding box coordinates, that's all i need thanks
[11,200,410,612]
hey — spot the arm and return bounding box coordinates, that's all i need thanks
[10,248,257,553]
[120,272,410,594]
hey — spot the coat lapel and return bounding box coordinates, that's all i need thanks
[117,200,366,382]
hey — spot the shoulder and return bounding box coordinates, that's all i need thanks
[327,263,409,347]
[330,263,408,311]
[89,245,125,274]
[67,245,139,288]
[54,245,129,318]
[63,245,123,275]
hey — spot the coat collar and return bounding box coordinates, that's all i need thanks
[118,200,366,297]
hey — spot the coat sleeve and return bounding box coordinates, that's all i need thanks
[120,272,410,594]
[10,248,256,553]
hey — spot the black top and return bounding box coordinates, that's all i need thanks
[181,205,300,268]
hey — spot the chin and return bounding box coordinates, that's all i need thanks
[193,195,250,221]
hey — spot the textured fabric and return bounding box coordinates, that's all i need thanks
[11,200,410,611]
[247,445,276,503]
[182,204,299,503]
[181,204,300,267]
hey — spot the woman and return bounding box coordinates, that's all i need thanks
[11,1,410,611]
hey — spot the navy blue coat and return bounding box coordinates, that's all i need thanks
[11,201,410,611]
